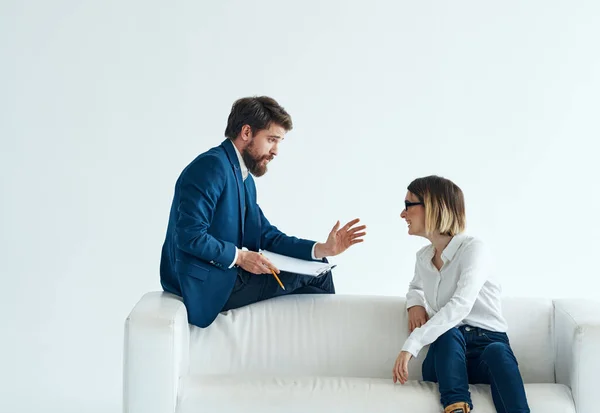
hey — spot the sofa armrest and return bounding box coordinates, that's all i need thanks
[554,299,600,413]
[123,292,190,413]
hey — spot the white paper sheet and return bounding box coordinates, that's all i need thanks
[259,250,336,277]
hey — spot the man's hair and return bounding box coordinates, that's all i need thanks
[224,96,293,140]
[407,175,466,236]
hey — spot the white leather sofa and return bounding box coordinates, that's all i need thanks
[123,292,600,413]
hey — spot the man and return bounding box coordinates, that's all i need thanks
[160,96,366,328]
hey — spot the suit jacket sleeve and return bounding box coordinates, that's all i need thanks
[175,155,237,267]
[259,205,318,261]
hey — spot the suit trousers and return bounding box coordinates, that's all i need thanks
[222,267,335,311]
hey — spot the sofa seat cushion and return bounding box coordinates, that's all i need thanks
[176,376,575,413]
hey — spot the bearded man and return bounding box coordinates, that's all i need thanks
[159,96,366,328]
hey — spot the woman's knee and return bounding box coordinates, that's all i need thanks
[482,342,515,364]
[435,328,465,348]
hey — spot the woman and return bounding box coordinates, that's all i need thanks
[392,176,530,413]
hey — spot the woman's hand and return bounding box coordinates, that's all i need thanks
[408,305,428,332]
[393,351,412,384]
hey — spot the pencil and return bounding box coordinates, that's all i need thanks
[259,252,285,290]
[269,268,285,290]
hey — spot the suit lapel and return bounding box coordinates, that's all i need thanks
[243,176,260,251]
[221,140,245,241]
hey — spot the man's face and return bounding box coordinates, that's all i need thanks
[241,123,286,177]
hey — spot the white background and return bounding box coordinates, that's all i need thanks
[2,1,599,412]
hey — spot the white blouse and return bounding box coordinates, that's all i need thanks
[402,234,508,357]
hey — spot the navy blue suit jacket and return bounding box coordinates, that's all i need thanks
[160,139,316,327]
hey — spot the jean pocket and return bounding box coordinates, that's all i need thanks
[481,331,509,345]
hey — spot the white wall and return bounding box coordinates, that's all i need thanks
[2,1,599,412]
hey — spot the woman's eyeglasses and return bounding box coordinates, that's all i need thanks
[404,200,424,211]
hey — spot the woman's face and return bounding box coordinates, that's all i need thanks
[400,191,425,236]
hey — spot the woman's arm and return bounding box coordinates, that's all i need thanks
[406,261,427,309]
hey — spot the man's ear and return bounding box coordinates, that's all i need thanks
[240,125,253,142]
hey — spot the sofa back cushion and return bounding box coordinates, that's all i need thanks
[188,294,555,383]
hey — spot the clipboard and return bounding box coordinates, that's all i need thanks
[259,250,336,277]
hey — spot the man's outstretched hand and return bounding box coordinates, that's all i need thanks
[314,218,366,259]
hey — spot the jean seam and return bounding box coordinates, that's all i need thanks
[438,330,471,408]
[479,359,508,413]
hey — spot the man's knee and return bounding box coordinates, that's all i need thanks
[319,271,335,293]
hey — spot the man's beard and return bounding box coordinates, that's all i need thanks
[242,141,270,177]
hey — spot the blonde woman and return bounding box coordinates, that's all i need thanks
[392,176,530,413]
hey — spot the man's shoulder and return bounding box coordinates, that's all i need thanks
[195,145,228,166]
[182,144,230,176]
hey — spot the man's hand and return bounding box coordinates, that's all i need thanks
[408,305,429,332]
[236,250,280,275]
[314,218,366,258]
[393,351,412,384]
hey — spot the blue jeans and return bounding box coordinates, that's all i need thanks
[422,326,530,413]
